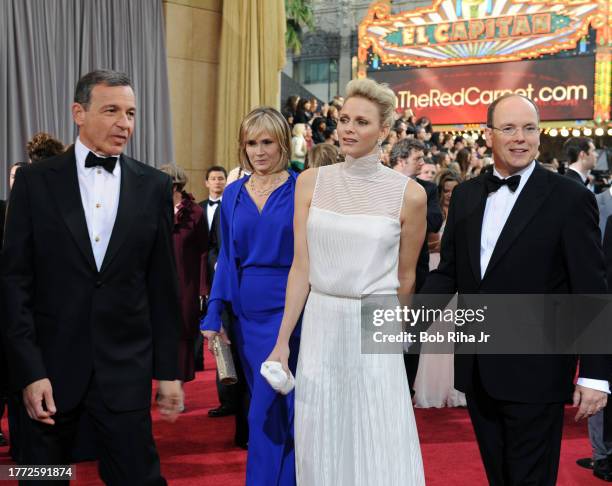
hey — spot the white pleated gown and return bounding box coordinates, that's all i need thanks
[295,154,425,486]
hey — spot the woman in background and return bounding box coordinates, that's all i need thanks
[160,164,208,407]
[26,132,65,162]
[290,123,307,172]
[201,107,300,486]
[306,143,338,169]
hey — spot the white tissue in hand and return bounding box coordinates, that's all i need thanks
[260,361,295,395]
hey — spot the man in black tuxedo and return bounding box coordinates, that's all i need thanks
[422,94,609,485]
[390,138,443,391]
[193,166,227,375]
[564,136,596,189]
[563,137,597,186]
[198,165,227,282]
[0,70,182,485]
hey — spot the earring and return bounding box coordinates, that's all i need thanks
[377,138,383,159]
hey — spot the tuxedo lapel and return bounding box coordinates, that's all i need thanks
[482,164,551,281]
[466,176,488,285]
[99,156,144,274]
[204,199,211,229]
[46,149,98,273]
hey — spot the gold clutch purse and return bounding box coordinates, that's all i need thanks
[212,335,238,385]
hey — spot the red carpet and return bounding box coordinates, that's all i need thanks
[0,353,604,485]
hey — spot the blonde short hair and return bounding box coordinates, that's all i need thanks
[292,123,306,137]
[307,144,339,169]
[238,107,291,173]
[345,78,396,128]
[159,163,188,191]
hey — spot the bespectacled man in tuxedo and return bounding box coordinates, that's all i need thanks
[421,94,609,486]
[1,69,182,485]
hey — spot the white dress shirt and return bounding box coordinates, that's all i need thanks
[75,138,121,271]
[480,160,609,393]
[480,161,535,279]
[207,197,221,231]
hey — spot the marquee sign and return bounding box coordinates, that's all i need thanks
[358,0,609,67]
[358,0,611,123]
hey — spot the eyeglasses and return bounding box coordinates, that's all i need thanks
[489,125,540,137]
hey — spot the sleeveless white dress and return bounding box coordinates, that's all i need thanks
[295,153,425,486]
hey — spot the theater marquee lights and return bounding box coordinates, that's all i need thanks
[358,0,611,123]
[358,0,608,67]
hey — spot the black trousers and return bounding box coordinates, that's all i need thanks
[466,366,564,486]
[19,375,165,486]
[403,353,420,395]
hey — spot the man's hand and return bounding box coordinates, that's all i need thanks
[573,384,608,421]
[23,378,56,425]
[156,380,183,423]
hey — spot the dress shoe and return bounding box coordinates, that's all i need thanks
[0,433,7,447]
[577,457,594,470]
[594,458,612,482]
[207,406,235,418]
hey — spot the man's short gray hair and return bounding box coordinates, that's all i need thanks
[74,70,133,109]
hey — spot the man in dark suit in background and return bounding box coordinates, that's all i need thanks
[194,166,227,374]
[422,94,609,485]
[564,136,597,189]
[198,165,226,240]
[390,138,443,391]
[1,70,182,485]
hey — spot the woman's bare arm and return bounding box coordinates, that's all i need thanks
[267,168,316,370]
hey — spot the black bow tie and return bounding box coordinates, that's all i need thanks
[485,173,521,194]
[208,199,220,207]
[85,151,118,173]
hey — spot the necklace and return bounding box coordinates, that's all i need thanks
[249,173,284,197]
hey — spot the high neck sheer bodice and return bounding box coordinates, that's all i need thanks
[342,152,384,180]
[311,153,409,220]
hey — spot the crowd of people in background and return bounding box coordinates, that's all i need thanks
[280,93,607,195]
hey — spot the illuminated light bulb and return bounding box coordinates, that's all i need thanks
[595,128,604,136]
[549,129,558,137]
[572,129,580,137]
[584,128,592,136]
[560,128,569,137]
[607,128,612,136]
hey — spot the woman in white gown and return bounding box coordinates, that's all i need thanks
[267,79,426,485]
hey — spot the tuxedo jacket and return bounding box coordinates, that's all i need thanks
[198,198,220,287]
[198,198,216,230]
[565,167,586,186]
[0,147,181,412]
[207,206,222,284]
[414,177,443,291]
[421,163,608,403]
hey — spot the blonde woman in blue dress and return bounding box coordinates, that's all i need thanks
[267,78,427,485]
